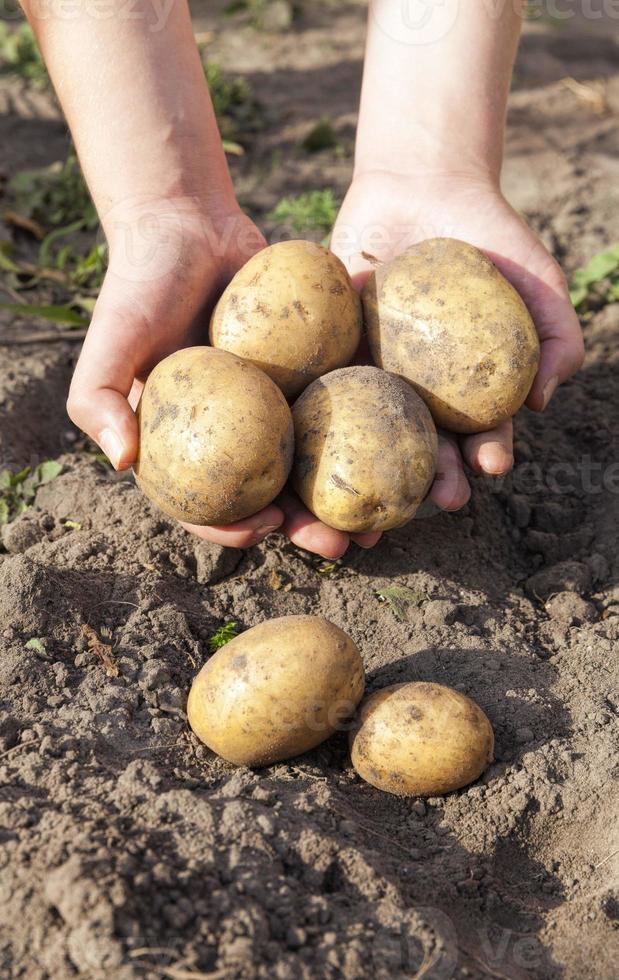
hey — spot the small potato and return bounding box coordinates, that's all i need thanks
[187,615,365,766]
[134,346,293,525]
[210,240,362,399]
[349,682,494,796]
[362,238,540,433]
[292,366,437,533]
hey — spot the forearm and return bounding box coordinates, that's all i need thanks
[22,0,236,241]
[355,0,525,184]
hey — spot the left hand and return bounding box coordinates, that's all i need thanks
[331,171,584,511]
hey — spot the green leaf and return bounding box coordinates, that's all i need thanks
[302,118,337,153]
[64,519,82,530]
[0,499,8,525]
[376,585,425,621]
[39,218,85,267]
[0,242,21,273]
[0,302,88,326]
[25,637,47,654]
[35,460,62,485]
[11,466,30,486]
[569,243,619,307]
[208,622,239,653]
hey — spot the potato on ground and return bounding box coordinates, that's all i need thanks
[362,238,540,433]
[187,615,365,766]
[210,240,362,398]
[349,682,494,796]
[292,366,437,533]
[134,347,293,525]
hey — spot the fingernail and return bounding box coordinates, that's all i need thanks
[478,445,513,475]
[542,375,559,411]
[254,523,282,541]
[98,428,123,469]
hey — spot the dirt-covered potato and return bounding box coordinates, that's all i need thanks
[291,366,437,533]
[134,347,293,525]
[187,615,365,766]
[362,238,540,433]
[210,240,362,399]
[349,682,494,797]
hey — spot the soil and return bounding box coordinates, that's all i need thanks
[1,3,618,978]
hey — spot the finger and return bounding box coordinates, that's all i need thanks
[430,433,471,511]
[522,265,584,412]
[278,490,349,559]
[67,289,142,470]
[181,503,284,549]
[351,531,382,549]
[526,329,584,411]
[461,419,513,476]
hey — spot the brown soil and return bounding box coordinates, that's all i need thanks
[1,4,618,978]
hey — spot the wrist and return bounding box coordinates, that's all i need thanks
[104,197,264,285]
[352,163,501,195]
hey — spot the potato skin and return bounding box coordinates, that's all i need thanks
[291,366,437,533]
[187,615,365,767]
[210,240,362,399]
[134,346,293,525]
[349,682,494,797]
[362,238,540,433]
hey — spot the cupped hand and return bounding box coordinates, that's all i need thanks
[68,199,285,549]
[331,171,584,511]
[67,198,378,557]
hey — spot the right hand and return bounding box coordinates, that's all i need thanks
[68,200,378,556]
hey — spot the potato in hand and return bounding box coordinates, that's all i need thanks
[292,366,437,533]
[210,240,362,399]
[134,347,293,526]
[362,238,540,433]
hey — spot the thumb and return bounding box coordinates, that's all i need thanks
[67,290,141,470]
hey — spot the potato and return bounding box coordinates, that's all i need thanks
[187,615,365,766]
[349,682,494,796]
[291,366,437,533]
[362,238,540,433]
[210,240,362,399]
[134,346,293,525]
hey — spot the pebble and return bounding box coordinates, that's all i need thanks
[515,727,534,744]
[411,801,426,817]
[285,926,306,949]
[545,591,598,626]
[1,517,45,554]
[526,561,592,600]
[424,599,458,627]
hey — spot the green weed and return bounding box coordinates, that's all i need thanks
[268,189,339,236]
[0,460,62,525]
[375,585,425,621]
[0,22,48,86]
[208,621,239,653]
[301,118,338,154]
[569,244,619,311]
[5,154,97,230]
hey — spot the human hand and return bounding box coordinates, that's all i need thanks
[67,200,380,557]
[331,172,585,511]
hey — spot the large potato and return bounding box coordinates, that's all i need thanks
[291,366,437,533]
[362,238,540,433]
[187,615,365,766]
[349,682,494,796]
[134,347,293,525]
[210,240,362,399]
